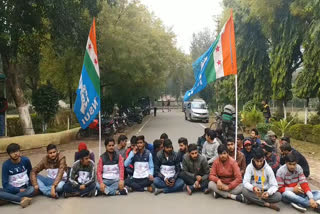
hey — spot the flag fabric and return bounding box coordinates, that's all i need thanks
[74,19,101,129]
[184,11,237,101]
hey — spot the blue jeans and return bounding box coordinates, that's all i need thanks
[0,114,5,136]
[96,179,119,196]
[37,175,65,197]
[153,177,184,193]
[0,186,34,205]
[282,190,320,208]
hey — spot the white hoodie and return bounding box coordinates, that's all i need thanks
[243,160,278,195]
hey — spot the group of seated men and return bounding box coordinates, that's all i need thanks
[0,130,320,213]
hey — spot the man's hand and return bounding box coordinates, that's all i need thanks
[196,175,202,182]
[293,185,304,194]
[310,199,318,209]
[100,183,106,192]
[217,180,224,190]
[165,178,171,186]
[221,185,229,191]
[194,181,200,189]
[261,192,269,199]
[119,180,124,190]
[33,185,39,194]
[79,185,86,190]
[133,147,138,154]
[149,175,154,181]
[253,187,262,197]
[50,186,56,198]
[20,188,26,193]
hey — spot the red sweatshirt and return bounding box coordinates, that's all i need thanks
[97,154,124,184]
[209,156,242,190]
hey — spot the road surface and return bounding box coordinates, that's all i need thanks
[0,110,309,213]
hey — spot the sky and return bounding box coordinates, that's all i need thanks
[140,0,223,54]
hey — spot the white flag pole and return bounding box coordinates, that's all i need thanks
[234,74,238,160]
[99,111,102,156]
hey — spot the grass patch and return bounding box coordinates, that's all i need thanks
[291,138,320,161]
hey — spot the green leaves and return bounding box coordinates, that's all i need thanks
[32,84,60,125]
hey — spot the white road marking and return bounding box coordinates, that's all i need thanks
[136,117,151,135]
[199,123,207,129]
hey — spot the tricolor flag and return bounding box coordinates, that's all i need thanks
[184,11,237,101]
[74,19,101,129]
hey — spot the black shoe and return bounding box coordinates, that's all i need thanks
[236,194,245,203]
[213,192,221,199]
[119,188,128,195]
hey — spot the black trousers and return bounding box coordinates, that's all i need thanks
[125,177,153,192]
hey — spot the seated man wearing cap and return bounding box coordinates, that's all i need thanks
[262,141,280,175]
[242,139,254,166]
[74,142,95,162]
[266,131,281,155]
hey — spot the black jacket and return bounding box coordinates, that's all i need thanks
[154,150,180,180]
[280,149,310,177]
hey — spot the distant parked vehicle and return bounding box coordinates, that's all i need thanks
[185,99,209,123]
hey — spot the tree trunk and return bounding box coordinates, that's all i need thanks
[5,60,34,135]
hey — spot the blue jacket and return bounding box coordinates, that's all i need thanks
[124,149,154,175]
[2,156,32,194]
[241,149,254,166]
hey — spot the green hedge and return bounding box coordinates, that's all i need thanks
[288,123,319,144]
[7,110,79,137]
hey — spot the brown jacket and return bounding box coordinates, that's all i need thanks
[31,153,67,187]
[229,150,246,176]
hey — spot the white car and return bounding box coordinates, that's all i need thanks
[185,100,209,123]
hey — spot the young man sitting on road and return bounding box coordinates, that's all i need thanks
[262,142,280,175]
[226,138,246,176]
[124,135,154,192]
[31,144,67,198]
[125,136,137,177]
[177,137,188,167]
[202,130,220,166]
[160,133,169,143]
[96,137,127,196]
[197,128,210,153]
[115,135,128,159]
[250,128,261,149]
[63,149,96,198]
[0,143,33,208]
[280,143,310,178]
[242,139,254,166]
[242,148,281,211]
[209,144,244,202]
[277,153,320,213]
[180,144,210,195]
[152,139,163,162]
[153,139,184,195]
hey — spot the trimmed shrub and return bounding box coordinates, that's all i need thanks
[288,124,313,141]
[311,125,320,144]
[256,123,272,140]
[241,106,265,128]
[309,113,320,125]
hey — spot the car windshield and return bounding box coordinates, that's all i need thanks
[191,103,207,109]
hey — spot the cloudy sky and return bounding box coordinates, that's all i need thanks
[140,0,223,54]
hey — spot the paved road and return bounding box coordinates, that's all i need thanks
[0,110,308,213]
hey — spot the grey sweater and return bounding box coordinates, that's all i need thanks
[202,139,220,164]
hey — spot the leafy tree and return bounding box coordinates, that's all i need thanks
[32,84,60,132]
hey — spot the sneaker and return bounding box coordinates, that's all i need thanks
[154,188,164,196]
[186,185,192,195]
[236,194,245,203]
[291,203,307,213]
[20,197,32,208]
[268,203,280,212]
[119,188,128,195]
